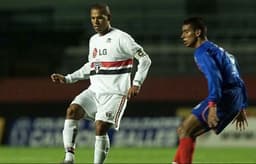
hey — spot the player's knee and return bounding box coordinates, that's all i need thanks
[177,126,183,136]
[95,120,111,135]
[66,104,85,119]
[177,125,189,138]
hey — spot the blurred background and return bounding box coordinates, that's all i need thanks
[0,0,256,149]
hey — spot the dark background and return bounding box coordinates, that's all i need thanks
[0,0,256,127]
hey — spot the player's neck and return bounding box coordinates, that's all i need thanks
[195,37,208,48]
[99,26,112,36]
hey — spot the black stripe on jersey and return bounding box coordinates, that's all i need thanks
[90,68,132,75]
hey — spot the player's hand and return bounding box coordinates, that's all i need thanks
[127,85,140,100]
[50,73,66,84]
[207,106,219,128]
[232,109,248,131]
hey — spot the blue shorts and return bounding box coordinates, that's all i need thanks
[192,88,243,134]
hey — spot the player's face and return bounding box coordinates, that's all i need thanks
[181,24,198,48]
[90,9,110,35]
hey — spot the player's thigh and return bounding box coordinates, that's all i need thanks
[96,94,127,130]
[192,99,210,124]
[71,89,97,120]
[187,100,212,136]
[178,114,207,138]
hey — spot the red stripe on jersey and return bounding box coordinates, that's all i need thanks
[91,59,133,68]
[115,96,126,128]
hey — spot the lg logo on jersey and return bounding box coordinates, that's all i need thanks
[99,49,107,56]
[93,48,107,58]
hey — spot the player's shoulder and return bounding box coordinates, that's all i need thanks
[112,28,134,39]
[195,41,213,54]
[89,28,134,42]
[89,33,99,42]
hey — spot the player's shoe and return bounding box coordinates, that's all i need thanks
[61,160,74,164]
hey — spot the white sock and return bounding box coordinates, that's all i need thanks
[63,119,78,161]
[65,152,75,162]
[94,135,110,164]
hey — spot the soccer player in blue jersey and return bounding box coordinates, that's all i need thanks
[172,17,248,164]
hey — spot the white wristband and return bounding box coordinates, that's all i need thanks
[133,80,141,87]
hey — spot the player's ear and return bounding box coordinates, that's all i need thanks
[195,29,202,37]
[107,14,111,21]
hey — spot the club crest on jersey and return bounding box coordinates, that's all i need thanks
[106,111,114,120]
[94,62,101,73]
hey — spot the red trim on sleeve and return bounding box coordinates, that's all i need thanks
[208,101,216,107]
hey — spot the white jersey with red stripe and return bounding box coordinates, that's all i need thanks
[65,27,151,96]
[89,28,141,95]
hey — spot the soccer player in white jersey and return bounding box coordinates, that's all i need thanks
[50,3,151,164]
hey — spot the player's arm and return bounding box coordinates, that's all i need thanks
[195,53,222,128]
[51,73,66,84]
[51,62,91,84]
[241,84,248,109]
[119,33,151,99]
[230,54,248,110]
[195,53,223,104]
[127,49,151,99]
[230,57,248,127]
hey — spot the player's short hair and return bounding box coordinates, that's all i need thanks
[183,17,207,38]
[90,3,111,20]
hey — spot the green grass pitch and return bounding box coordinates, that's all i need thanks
[0,146,255,163]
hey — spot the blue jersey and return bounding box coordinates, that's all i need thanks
[194,41,248,109]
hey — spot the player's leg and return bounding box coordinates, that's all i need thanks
[93,95,127,164]
[94,120,111,164]
[173,114,207,164]
[63,104,85,163]
[173,100,210,164]
[63,89,97,164]
[173,88,244,164]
